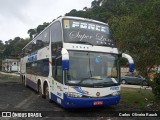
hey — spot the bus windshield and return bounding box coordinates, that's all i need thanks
[65,51,119,87]
[63,19,115,47]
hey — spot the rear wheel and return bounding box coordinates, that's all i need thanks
[38,82,42,95]
[44,83,52,103]
[121,79,127,84]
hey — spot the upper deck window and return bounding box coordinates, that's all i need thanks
[63,19,115,47]
[51,22,62,43]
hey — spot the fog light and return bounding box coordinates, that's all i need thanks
[112,91,120,96]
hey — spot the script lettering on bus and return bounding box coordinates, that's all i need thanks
[69,31,93,41]
[69,31,112,43]
[96,33,112,42]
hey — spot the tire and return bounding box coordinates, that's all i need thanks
[38,82,42,95]
[121,79,127,84]
[142,81,148,86]
[43,83,52,103]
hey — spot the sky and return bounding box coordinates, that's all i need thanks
[0,0,93,43]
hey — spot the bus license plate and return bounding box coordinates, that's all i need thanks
[93,101,103,105]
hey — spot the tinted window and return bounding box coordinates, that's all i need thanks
[52,43,62,55]
[63,19,115,47]
[42,28,50,46]
[26,62,32,74]
[51,22,62,43]
[37,59,49,77]
[24,28,50,55]
[26,59,49,77]
[24,43,32,55]
[55,57,62,83]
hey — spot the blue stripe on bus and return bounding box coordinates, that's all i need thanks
[51,93,120,108]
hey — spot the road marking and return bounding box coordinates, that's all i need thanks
[14,93,35,109]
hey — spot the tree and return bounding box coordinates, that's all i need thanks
[0,40,4,59]
[2,37,31,58]
[28,29,36,39]
[110,0,160,78]
[28,22,49,39]
[91,0,100,8]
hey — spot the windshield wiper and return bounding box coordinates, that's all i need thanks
[69,41,93,46]
[78,77,102,85]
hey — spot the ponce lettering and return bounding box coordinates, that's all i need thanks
[72,21,107,32]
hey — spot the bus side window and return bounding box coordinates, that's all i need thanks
[42,59,49,77]
[52,57,55,79]
[55,57,63,83]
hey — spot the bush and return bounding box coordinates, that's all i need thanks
[152,73,160,99]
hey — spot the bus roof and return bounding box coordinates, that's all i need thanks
[22,16,109,51]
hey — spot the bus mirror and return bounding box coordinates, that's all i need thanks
[61,48,69,70]
[122,53,134,73]
[62,60,69,70]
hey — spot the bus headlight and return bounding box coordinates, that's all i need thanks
[65,92,83,98]
[112,91,120,96]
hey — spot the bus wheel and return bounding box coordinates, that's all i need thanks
[44,83,52,103]
[38,82,42,95]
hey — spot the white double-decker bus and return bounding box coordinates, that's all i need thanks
[20,16,134,108]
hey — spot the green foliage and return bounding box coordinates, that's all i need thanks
[0,40,5,60]
[0,73,19,83]
[110,0,160,77]
[2,37,31,58]
[28,22,50,39]
[152,73,160,99]
[121,87,156,109]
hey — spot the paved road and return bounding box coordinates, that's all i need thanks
[0,75,121,120]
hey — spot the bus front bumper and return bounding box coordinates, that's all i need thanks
[62,94,120,108]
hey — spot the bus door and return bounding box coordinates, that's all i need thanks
[54,56,64,100]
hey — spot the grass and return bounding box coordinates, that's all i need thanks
[0,73,19,83]
[121,87,160,109]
